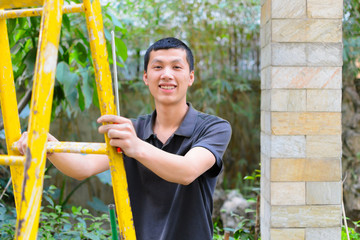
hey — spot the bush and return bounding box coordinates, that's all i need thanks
[342,219,360,240]
[0,185,112,240]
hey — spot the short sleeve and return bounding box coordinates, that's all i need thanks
[192,118,232,177]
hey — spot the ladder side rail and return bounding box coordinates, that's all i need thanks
[83,0,136,239]
[0,9,24,217]
[15,0,64,239]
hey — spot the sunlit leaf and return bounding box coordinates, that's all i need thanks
[115,37,128,63]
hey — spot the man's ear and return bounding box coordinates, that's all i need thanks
[188,71,195,86]
[143,71,149,85]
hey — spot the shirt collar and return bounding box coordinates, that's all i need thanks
[174,103,197,137]
[143,112,155,140]
[143,103,197,140]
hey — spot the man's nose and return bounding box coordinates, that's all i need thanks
[161,67,173,79]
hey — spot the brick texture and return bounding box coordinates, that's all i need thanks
[260,0,342,238]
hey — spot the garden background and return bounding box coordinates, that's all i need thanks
[0,0,359,239]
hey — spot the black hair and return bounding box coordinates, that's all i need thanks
[143,37,194,72]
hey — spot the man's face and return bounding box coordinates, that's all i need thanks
[143,48,194,107]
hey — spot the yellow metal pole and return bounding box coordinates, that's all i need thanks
[0,155,25,166]
[14,0,63,239]
[0,0,44,9]
[0,4,84,20]
[45,141,107,154]
[12,141,107,155]
[83,0,136,239]
[0,9,24,217]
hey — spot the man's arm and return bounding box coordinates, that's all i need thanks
[16,132,110,180]
[132,143,215,185]
[98,115,216,185]
[47,153,109,181]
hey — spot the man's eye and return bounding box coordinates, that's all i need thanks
[174,66,182,69]
[154,66,162,69]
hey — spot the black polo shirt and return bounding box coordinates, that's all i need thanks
[125,104,232,240]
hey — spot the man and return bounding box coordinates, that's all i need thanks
[18,37,232,239]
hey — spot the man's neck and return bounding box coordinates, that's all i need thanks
[153,102,189,143]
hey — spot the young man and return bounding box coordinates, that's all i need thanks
[17,37,232,239]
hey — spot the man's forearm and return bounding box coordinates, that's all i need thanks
[133,141,215,185]
[48,153,109,180]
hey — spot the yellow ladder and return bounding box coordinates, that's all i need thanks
[0,0,136,239]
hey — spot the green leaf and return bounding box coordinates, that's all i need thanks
[107,10,123,29]
[56,62,68,84]
[115,37,128,63]
[79,68,93,109]
[43,195,54,207]
[82,209,90,215]
[77,83,85,111]
[104,28,111,41]
[24,47,37,77]
[56,62,79,106]
[18,17,27,29]
[244,176,254,180]
[62,14,71,31]
[83,232,100,240]
[92,80,99,108]
[72,206,81,215]
[74,42,88,65]
[7,18,16,35]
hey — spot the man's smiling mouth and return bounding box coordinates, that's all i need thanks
[159,85,176,90]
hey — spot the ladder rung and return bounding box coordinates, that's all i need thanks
[11,142,107,156]
[0,155,25,166]
[47,141,108,154]
[0,0,44,9]
[11,141,109,155]
[0,4,84,20]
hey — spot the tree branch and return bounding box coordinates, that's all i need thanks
[0,88,32,131]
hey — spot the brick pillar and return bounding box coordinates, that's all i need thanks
[260,1,343,239]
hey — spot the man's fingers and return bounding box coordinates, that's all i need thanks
[16,132,57,156]
[97,115,120,124]
[98,122,133,134]
[17,131,28,155]
[98,123,119,134]
[97,115,132,124]
[107,128,133,139]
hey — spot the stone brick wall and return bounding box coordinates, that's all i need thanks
[260,0,343,239]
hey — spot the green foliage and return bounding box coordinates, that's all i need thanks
[2,0,262,189]
[0,202,16,239]
[213,168,260,240]
[341,0,360,222]
[343,0,360,82]
[5,0,129,125]
[108,0,262,187]
[342,219,360,240]
[213,216,259,240]
[3,1,358,238]
[240,168,261,198]
[0,185,112,240]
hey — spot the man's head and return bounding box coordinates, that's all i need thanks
[144,37,194,73]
